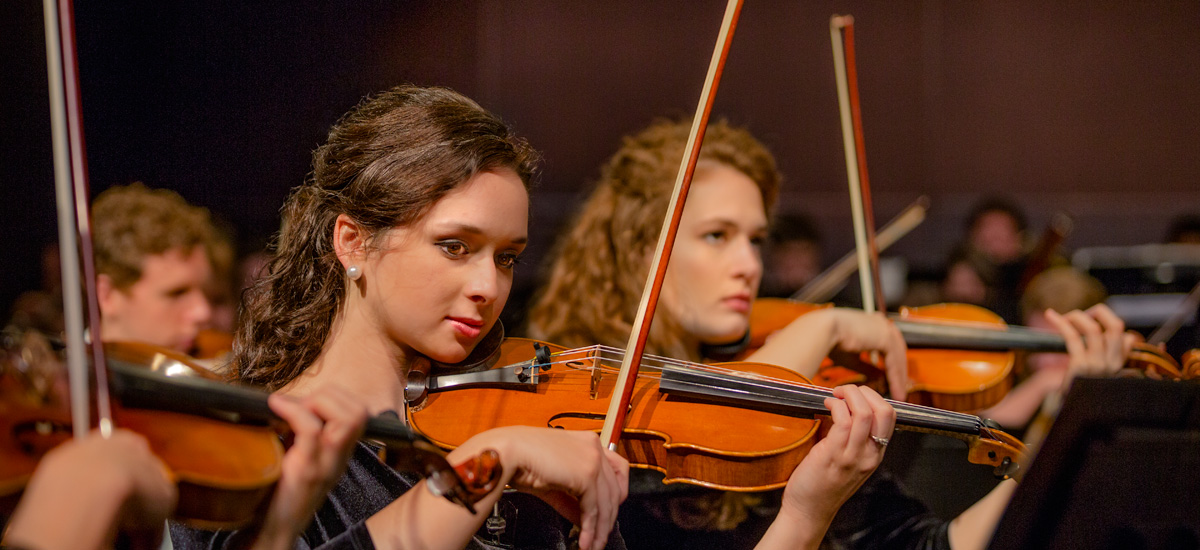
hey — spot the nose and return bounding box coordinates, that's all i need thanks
[731,236,763,285]
[466,259,500,305]
[190,291,214,326]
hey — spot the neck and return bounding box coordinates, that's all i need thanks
[279,301,413,417]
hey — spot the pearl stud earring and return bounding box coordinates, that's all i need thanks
[347,264,362,281]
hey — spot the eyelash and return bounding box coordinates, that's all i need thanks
[498,253,522,269]
[438,240,522,269]
[438,240,468,257]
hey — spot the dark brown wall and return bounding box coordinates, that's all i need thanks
[459,1,1200,269]
[5,0,1200,312]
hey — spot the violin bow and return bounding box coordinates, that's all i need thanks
[599,0,744,450]
[830,15,887,315]
[43,0,115,438]
[793,195,928,303]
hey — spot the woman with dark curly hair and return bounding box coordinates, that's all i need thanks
[170,85,629,550]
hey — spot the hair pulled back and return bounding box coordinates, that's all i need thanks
[526,119,779,362]
[235,85,539,389]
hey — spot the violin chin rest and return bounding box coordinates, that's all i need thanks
[700,330,751,362]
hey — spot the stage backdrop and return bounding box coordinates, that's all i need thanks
[4,0,1199,315]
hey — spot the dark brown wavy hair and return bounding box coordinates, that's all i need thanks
[234,85,539,390]
[525,118,780,362]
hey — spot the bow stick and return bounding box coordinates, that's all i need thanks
[793,195,928,303]
[599,0,744,450]
[43,0,115,438]
[830,15,887,314]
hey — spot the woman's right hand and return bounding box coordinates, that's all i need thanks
[449,426,629,550]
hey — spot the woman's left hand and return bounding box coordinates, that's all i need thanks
[251,386,369,550]
[828,309,910,401]
[756,385,895,550]
[781,385,895,520]
[1043,303,1136,386]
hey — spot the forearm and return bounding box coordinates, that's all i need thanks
[747,309,839,378]
[947,479,1017,550]
[364,478,505,550]
[754,506,833,550]
[979,370,1060,429]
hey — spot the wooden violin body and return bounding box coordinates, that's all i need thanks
[410,338,818,492]
[747,298,1015,411]
[746,297,1187,412]
[1,335,283,528]
[408,338,1027,491]
[895,304,1015,411]
[2,335,501,526]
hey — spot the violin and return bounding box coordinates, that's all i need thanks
[193,328,235,361]
[0,332,501,527]
[745,297,1186,412]
[1183,349,1200,380]
[405,337,1026,492]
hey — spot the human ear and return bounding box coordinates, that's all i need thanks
[333,214,367,272]
[96,273,119,317]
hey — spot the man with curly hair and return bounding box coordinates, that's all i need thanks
[93,183,222,353]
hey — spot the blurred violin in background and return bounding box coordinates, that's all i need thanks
[743,297,1186,413]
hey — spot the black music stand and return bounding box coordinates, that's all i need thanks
[989,377,1200,550]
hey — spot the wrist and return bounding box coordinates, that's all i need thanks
[758,503,831,550]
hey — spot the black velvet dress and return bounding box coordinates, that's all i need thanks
[170,441,627,550]
[616,468,951,550]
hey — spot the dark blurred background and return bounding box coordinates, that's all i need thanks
[4,0,1200,320]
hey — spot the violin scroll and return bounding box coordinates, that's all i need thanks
[966,425,1026,481]
[369,417,501,514]
[423,449,502,514]
[1185,349,1200,380]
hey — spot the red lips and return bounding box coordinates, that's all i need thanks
[447,316,484,338]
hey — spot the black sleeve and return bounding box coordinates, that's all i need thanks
[169,521,374,550]
[823,471,952,550]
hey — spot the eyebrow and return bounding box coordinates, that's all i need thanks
[433,222,528,244]
[697,217,768,232]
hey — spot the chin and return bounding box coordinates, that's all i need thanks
[421,341,473,365]
[698,322,749,346]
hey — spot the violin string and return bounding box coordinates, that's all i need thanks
[487,345,985,434]
[582,344,976,416]
[586,345,981,420]
[536,345,984,431]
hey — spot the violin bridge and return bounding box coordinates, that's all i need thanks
[589,360,601,400]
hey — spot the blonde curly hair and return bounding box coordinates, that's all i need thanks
[527,118,780,362]
[526,118,783,531]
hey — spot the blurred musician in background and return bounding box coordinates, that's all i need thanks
[92,183,226,356]
[981,267,1133,435]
